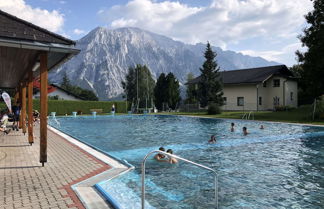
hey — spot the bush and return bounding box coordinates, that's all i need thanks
[207,103,221,115]
[314,98,324,119]
[274,105,296,111]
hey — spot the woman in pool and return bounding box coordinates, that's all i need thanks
[208,135,216,143]
[243,127,248,135]
[166,149,178,164]
[230,122,235,132]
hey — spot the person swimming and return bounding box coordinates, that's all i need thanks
[154,147,167,162]
[243,127,248,135]
[166,149,178,164]
[260,125,264,129]
[208,135,216,143]
[230,122,235,132]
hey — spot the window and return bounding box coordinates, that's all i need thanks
[259,97,262,105]
[223,97,227,105]
[273,79,280,87]
[237,97,244,106]
[290,92,293,101]
[273,97,280,106]
[263,82,267,87]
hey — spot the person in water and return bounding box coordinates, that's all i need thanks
[208,135,216,143]
[230,122,235,132]
[260,125,264,129]
[154,147,167,162]
[166,149,178,164]
[243,127,248,135]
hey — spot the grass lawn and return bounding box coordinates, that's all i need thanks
[159,105,324,125]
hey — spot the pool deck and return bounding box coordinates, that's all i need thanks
[0,124,126,209]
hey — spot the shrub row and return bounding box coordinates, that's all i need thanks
[0,100,127,115]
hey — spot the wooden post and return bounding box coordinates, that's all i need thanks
[40,52,48,166]
[21,81,27,135]
[28,69,34,145]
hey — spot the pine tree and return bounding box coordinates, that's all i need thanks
[122,64,155,110]
[61,72,71,91]
[297,0,324,101]
[154,73,167,110]
[198,42,223,107]
[165,72,181,110]
[185,73,197,104]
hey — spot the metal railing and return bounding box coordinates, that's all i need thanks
[242,111,254,120]
[141,150,218,209]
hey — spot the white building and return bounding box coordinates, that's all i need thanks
[34,84,83,101]
[187,65,298,111]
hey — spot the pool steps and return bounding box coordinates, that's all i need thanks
[48,125,133,209]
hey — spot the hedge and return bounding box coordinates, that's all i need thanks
[0,100,127,115]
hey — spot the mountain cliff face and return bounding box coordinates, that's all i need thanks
[49,27,278,100]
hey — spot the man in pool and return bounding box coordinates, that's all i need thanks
[260,125,264,129]
[230,122,235,132]
[154,147,167,162]
[208,135,216,143]
[166,149,178,164]
[243,127,248,135]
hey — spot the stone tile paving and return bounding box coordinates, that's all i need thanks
[0,125,111,209]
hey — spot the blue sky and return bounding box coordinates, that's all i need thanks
[0,0,314,66]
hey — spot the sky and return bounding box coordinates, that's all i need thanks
[0,0,314,66]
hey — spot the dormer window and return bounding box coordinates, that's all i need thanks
[273,79,280,87]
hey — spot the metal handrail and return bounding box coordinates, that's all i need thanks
[141,150,218,209]
[242,113,247,119]
[247,111,254,120]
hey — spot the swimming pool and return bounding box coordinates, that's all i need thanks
[49,115,324,209]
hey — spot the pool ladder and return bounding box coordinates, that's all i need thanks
[141,150,219,209]
[242,111,254,120]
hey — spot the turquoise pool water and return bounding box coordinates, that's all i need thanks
[49,115,324,209]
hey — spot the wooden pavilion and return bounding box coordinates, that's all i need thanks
[0,10,80,166]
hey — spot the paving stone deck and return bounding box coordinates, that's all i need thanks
[0,125,112,209]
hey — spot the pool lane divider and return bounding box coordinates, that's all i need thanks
[48,125,135,209]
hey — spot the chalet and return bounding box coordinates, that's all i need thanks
[186,65,298,111]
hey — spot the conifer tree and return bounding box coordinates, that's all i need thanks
[296,0,324,101]
[198,42,223,107]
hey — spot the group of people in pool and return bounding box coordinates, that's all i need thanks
[208,122,265,143]
[154,147,178,164]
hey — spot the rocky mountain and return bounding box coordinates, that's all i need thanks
[49,27,279,100]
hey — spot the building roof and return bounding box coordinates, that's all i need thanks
[0,10,74,45]
[186,65,294,85]
[50,84,84,100]
[0,10,80,88]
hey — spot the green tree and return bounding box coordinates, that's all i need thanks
[197,42,223,107]
[61,72,72,91]
[122,64,155,110]
[165,72,181,109]
[296,0,324,101]
[60,72,98,101]
[154,73,167,110]
[185,73,197,104]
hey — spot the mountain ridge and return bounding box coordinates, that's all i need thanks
[49,27,279,100]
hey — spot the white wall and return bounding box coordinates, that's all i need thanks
[284,80,298,107]
[34,89,82,101]
[222,84,257,111]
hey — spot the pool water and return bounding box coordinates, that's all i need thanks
[50,115,324,209]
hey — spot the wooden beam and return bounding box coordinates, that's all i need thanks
[21,81,27,135]
[28,69,34,145]
[40,52,48,166]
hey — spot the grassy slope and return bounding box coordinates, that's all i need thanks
[159,105,324,125]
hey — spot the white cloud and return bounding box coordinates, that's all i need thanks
[99,0,313,48]
[73,28,86,35]
[0,0,64,33]
[240,42,303,65]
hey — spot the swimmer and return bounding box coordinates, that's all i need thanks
[230,122,235,132]
[260,125,264,129]
[154,147,167,162]
[208,135,216,144]
[243,127,248,136]
[166,149,178,164]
